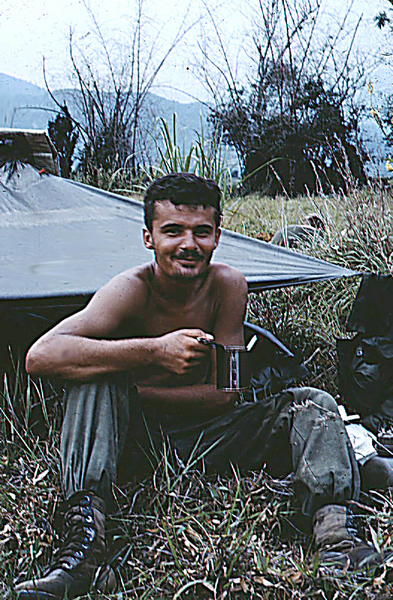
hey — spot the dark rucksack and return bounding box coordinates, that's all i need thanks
[337,274,393,433]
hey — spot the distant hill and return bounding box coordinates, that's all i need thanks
[0,73,44,96]
[1,72,390,178]
[0,73,52,129]
[0,72,209,149]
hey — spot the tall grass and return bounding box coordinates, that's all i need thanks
[226,184,392,394]
[0,366,62,597]
[143,114,233,200]
[74,113,234,200]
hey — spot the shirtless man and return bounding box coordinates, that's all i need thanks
[15,173,388,599]
[24,177,247,410]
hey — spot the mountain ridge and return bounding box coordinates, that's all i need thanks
[0,72,208,146]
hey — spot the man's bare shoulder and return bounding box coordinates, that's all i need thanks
[91,263,154,317]
[209,263,248,291]
[108,263,154,290]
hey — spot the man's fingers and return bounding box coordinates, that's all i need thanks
[157,329,214,374]
[192,343,213,358]
[183,329,214,341]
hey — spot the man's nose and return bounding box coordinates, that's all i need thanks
[180,230,197,249]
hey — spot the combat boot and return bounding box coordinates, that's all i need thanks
[14,490,116,599]
[360,455,393,491]
[313,504,392,572]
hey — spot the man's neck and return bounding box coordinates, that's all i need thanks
[152,263,210,305]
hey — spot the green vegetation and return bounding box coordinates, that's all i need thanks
[43,0,375,199]
[210,21,367,196]
[1,176,392,598]
[224,185,392,393]
[145,115,233,199]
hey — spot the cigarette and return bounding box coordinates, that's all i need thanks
[246,334,258,352]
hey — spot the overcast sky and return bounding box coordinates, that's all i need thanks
[1,0,391,101]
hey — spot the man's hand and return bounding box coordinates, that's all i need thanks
[153,329,214,375]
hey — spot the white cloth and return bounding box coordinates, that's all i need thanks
[345,423,377,465]
[337,405,377,465]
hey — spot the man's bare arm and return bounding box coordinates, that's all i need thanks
[26,271,212,380]
[27,334,143,380]
[27,329,212,381]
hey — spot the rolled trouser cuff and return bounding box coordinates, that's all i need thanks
[312,504,357,549]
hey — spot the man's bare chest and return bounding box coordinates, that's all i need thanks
[115,287,218,339]
[142,295,216,337]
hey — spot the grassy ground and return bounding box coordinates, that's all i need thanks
[1,183,392,598]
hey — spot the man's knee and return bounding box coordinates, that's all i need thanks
[64,374,133,408]
[289,386,339,415]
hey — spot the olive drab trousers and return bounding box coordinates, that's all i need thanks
[61,376,360,518]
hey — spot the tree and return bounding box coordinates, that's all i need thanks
[202,0,368,194]
[45,0,196,186]
[375,0,393,29]
[372,1,393,157]
[48,105,78,178]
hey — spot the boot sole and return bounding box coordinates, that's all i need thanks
[15,565,117,600]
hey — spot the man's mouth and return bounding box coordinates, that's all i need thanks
[174,254,202,264]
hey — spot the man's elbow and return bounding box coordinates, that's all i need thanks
[25,339,56,376]
[25,345,44,376]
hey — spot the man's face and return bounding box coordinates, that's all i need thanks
[143,200,221,280]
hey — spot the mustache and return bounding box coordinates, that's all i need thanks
[174,250,203,260]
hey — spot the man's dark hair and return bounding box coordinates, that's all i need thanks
[144,173,222,232]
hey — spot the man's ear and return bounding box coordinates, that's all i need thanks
[214,228,221,249]
[143,228,155,250]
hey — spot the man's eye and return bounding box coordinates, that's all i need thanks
[195,228,211,237]
[164,228,181,236]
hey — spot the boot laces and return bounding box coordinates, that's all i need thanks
[46,495,97,573]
